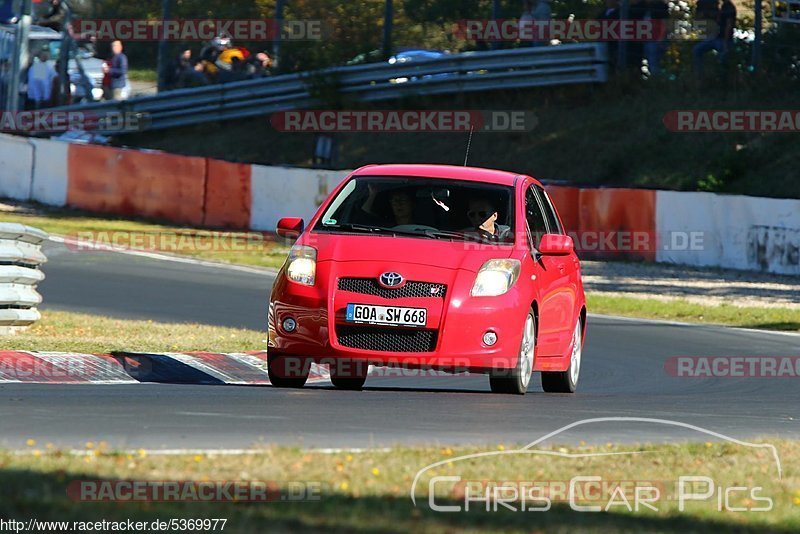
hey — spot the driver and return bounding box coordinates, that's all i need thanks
[355,185,416,227]
[466,198,510,242]
[388,189,414,226]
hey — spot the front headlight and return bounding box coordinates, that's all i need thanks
[286,245,316,285]
[471,259,521,297]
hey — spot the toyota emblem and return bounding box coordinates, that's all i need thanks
[378,272,405,288]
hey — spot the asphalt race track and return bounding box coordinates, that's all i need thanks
[0,240,798,450]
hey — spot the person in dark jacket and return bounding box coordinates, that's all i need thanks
[693,0,735,75]
[103,40,128,100]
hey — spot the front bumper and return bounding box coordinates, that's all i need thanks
[268,261,528,373]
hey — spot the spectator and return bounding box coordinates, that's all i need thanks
[215,48,247,83]
[27,50,57,109]
[103,40,128,100]
[184,60,209,87]
[165,49,192,90]
[246,52,274,78]
[628,0,648,70]
[645,0,670,75]
[519,0,535,47]
[531,0,552,46]
[693,0,735,75]
[598,0,620,68]
[38,0,65,32]
[199,34,232,82]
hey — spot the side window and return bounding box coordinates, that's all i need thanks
[525,186,548,249]
[534,186,563,234]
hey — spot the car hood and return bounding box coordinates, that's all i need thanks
[305,232,514,273]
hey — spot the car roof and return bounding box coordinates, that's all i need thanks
[351,164,535,187]
[0,24,60,38]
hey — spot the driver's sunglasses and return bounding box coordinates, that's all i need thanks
[467,210,492,219]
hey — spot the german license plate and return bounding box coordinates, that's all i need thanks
[345,304,427,327]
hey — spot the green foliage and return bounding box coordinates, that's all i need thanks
[697,174,724,192]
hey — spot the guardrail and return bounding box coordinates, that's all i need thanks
[60,43,609,133]
[0,223,47,333]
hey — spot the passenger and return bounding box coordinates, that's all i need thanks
[465,198,511,241]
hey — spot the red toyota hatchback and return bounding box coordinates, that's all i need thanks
[268,164,586,395]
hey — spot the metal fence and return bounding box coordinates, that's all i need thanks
[0,223,47,333]
[63,43,609,133]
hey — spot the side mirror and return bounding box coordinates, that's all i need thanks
[276,217,304,239]
[539,234,573,256]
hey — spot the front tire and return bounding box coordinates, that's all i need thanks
[329,360,369,391]
[489,311,535,395]
[267,353,310,388]
[541,319,582,393]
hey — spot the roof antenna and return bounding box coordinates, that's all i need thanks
[463,124,474,166]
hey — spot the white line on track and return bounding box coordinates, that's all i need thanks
[589,313,800,338]
[49,235,278,276]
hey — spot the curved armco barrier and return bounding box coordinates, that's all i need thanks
[0,133,797,274]
[0,223,48,334]
[67,144,207,226]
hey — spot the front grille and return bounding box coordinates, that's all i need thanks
[336,325,438,352]
[338,278,446,299]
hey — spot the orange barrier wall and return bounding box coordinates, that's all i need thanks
[203,159,252,229]
[67,144,207,226]
[577,188,656,261]
[544,185,580,233]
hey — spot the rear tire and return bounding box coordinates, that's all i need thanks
[329,360,369,391]
[267,353,310,388]
[489,311,535,395]
[541,319,582,393]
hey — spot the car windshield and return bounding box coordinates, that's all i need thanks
[31,39,95,61]
[314,176,515,245]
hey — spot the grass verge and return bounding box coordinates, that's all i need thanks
[1,440,797,532]
[587,294,800,332]
[4,310,264,354]
[127,68,158,83]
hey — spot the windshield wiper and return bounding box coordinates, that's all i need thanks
[383,228,468,240]
[422,230,468,240]
[319,224,476,242]
[318,223,393,234]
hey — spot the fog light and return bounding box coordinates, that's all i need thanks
[483,331,497,346]
[282,317,297,333]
